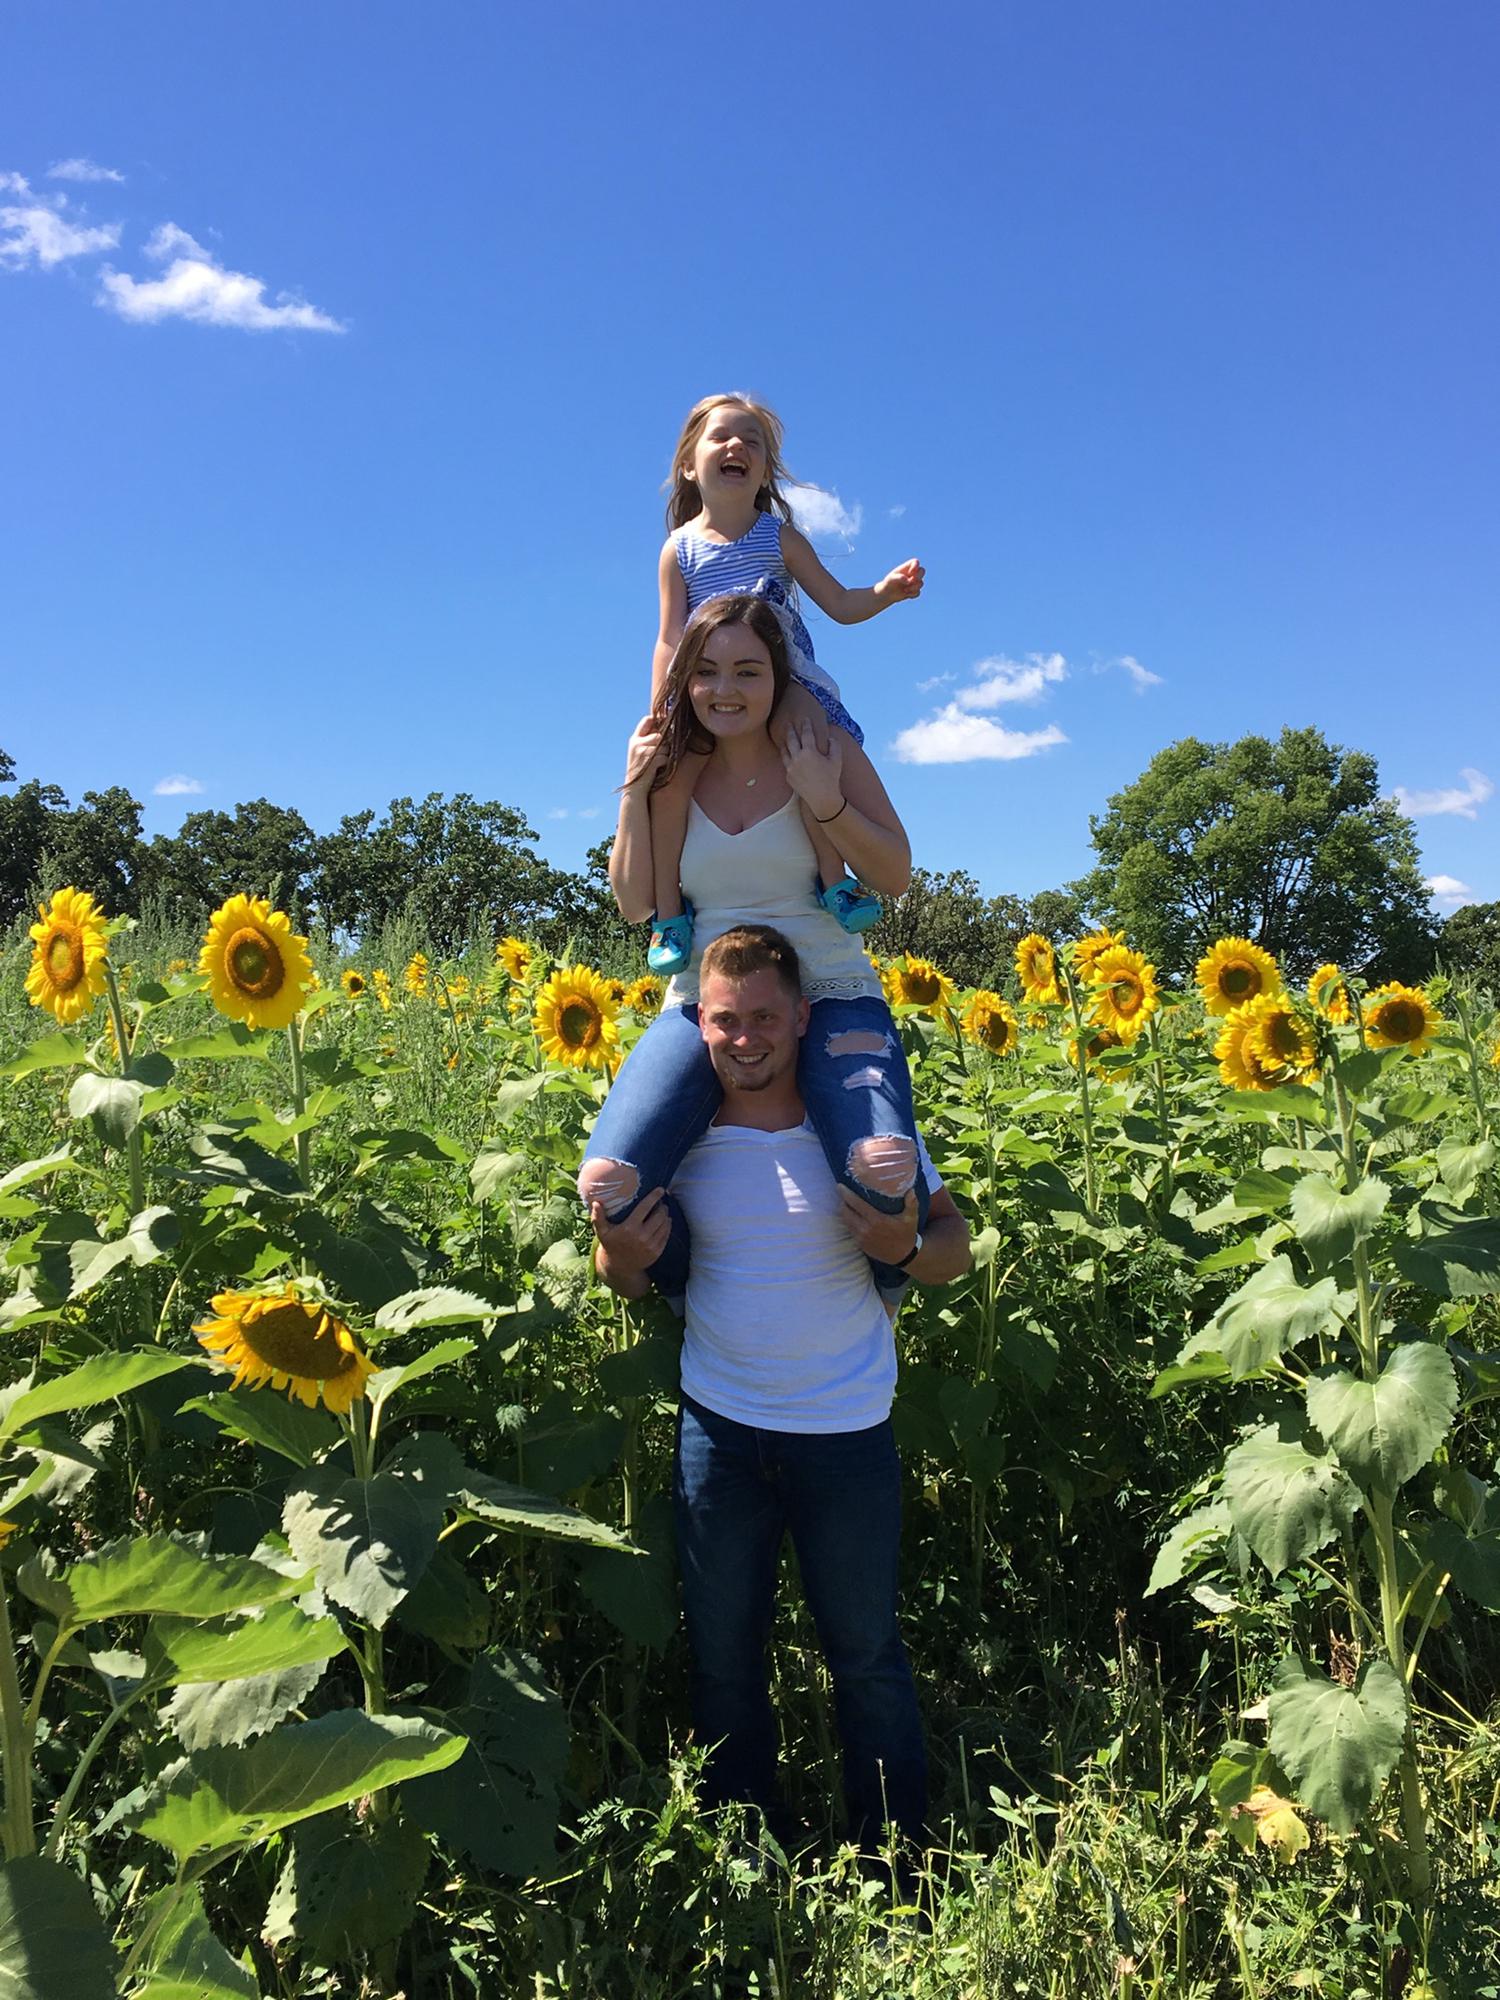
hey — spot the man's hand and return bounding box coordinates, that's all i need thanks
[875,558,925,607]
[589,1186,670,1297]
[837,1186,920,1267]
[780,721,845,822]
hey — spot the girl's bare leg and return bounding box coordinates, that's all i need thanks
[648,759,701,922]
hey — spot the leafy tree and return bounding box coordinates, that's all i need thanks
[1072,728,1438,982]
[149,799,322,924]
[545,838,639,969]
[1440,900,1500,993]
[871,869,1031,989]
[0,749,67,926]
[40,786,151,917]
[315,793,564,952]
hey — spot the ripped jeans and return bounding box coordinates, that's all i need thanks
[578,995,929,1302]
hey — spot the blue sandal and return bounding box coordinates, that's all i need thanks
[647,901,695,976]
[819,878,882,935]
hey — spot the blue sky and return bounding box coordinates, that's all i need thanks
[3,2,1496,921]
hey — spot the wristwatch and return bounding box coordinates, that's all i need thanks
[894,1231,924,1269]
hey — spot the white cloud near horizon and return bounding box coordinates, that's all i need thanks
[1426,873,1475,910]
[1099,652,1163,694]
[98,221,346,332]
[49,157,125,183]
[786,481,863,546]
[1393,768,1493,820]
[1,180,120,268]
[153,774,204,796]
[893,651,1069,764]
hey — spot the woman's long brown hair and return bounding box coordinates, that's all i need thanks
[651,596,792,792]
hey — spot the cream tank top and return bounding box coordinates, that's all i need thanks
[664,796,884,1009]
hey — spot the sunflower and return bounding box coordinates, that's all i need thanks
[1067,1026,1130,1073]
[623,974,665,1016]
[199,894,312,1032]
[167,957,189,976]
[1215,994,1318,1091]
[496,936,534,982]
[1015,933,1062,1007]
[1086,944,1160,1043]
[1491,1038,1500,1072]
[341,969,368,1000]
[0,1521,17,1554]
[372,967,393,1012]
[1196,936,1282,1017]
[404,953,430,997]
[25,887,110,1025]
[194,1287,377,1416]
[534,965,621,1071]
[604,977,628,1006]
[1071,930,1125,983]
[881,955,956,1017]
[962,990,1019,1056]
[1364,982,1442,1057]
[1307,962,1355,1025]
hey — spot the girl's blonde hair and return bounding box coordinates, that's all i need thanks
[650,596,792,790]
[664,393,795,531]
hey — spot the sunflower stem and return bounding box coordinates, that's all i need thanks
[0,1576,35,1858]
[1148,1013,1174,1224]
[102,961,147,1220]
[287,1014,312,1193]
[1062,967,1100,1218]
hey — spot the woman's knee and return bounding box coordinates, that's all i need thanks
[577,1155,640,1218]
[847,1134,918,1201]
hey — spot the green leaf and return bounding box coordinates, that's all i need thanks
[1335,1047,1402,1096]
[162,1024,273,1062]
[1220,1427,1361,1577]
[1382,1085,1462,1126]
[1266,1655,1407,1833]
[67,1071,147,1147]
[1437,1137,1496,1206]
[264,1810,430,1963]
[1223,1084,1328,1123]
[598,1333,681,1401]
[1168,1258,1340,1384]
[144,1599,347,1685]
[282,1436,458,1628]
[489,1072,554,1124]
[131,1884,258,1999]
[1289,1175,1391,1273]
[455,1468,634,1550]
[1145,1499,1232,1596]
[373,1287,498,1339]
[1195,1168,1299,1232]
[0,1349,197,1443]
[165,1655,331,1752]
[1394,1204,1500,1299]
[0,1034,89,1080]
[0,1854,118,2000]
[397,1547,492,1650]
[20,1534,308,1630]
[1305,1345,1458,1493]
[187,1127,302,1196]
[180,1388,339,1467]
[470,1147,527,1203]
[354,1127,467,1170]
[939,1375,999,1448]
[577,1491,676,1649]
[0,1149,74,1197]
[368,1338,476,1413]
[1421,1517,1500,1612]
[405,1648,566,1876]
[136,1710,466,1862]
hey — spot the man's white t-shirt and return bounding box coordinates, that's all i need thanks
[670,1118,942,1435]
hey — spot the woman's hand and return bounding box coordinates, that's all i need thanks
[623,715,668,791]
[780,720,845,822]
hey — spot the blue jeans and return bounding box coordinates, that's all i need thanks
[580,995,929,1299]
[674,1392,928,1844]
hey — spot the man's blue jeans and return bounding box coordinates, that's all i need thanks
[581,996,929,1299]
[673,1392,928,1846]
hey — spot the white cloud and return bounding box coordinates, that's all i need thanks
[950,652,1068,711]
[1098,652,1163,694]
[915,672,955,693]
[153,774,204,796]
[887,503,907,519]
[1,189,120,268]
[892,714,1067,765]
[97,221,346,332]
[49,157,125,183]
[577,806,601,820]
[786,481,863,546]
[546,808,570,820]
[1393,768,1493,821]
[1426,873,1475,909]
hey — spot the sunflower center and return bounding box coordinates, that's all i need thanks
[1220,964,1256,999]
[242,1300,354,1379]
[1110,977,1144,1017]
[905,973,942,1005]
[45,928,84,987]
[560,1002,600,1048]
[1380,1001,1422,1042]
[227,927,286,999]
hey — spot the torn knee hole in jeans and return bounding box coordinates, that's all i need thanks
[846,1134,918,1198]
[577,1156,639,1217]
[842,1066,888,1091]
[825,1029,895,1060]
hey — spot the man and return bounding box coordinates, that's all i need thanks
[589,924,971,1847]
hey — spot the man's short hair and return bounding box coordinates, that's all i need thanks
[698,925,802,1000]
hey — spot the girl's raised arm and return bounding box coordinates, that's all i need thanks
[651,539,689,701]
[780,521,924,627]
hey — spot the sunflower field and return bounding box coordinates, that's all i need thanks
[2,887,1499,1997]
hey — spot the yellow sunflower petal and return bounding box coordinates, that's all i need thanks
[1086,944,1160,1044]
[1306,963,1355,1025]
[496,936,535,982]
[193,1287,376,1415]
[881,955,956,1018]
[1364,983,1442,1057]
[533,965,622,1071]
[25,886,110,1025]
[1196,937,1282,1017]
[199,894,313,1032]
[962,990,1019,1056]
[1215,993,1318,1091]
[1015,933,1062,1007]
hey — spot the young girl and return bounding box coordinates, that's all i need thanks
[581,593,929,1304]
[646,392,924,974]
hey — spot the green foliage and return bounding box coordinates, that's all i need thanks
[1267,1657,1408,1834]
[0,1855,117,1999]
[1440,898,1500,990]
[1073,726,1439,979]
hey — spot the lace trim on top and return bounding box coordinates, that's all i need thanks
[664,970,881,1011]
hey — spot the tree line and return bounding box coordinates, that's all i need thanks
[4,731,1494,990]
